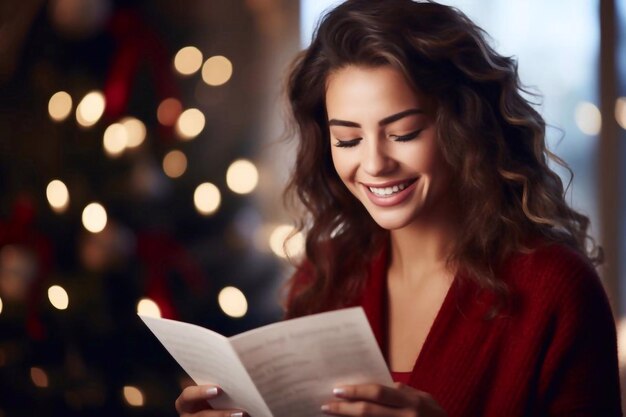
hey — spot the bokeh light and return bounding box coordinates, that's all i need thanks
[175,108,205,140]
[269,224,305,259]
[121,117,146,148]
[617,318,626,368]
[218,286,248,318]
[48,91,73,122]
[193,183,221,215]
[123,386,144,407]
[226,159,259,194]
[163,150,187,178]
[0,297,3,315]
[46,179,70,213]
[157,98,182,127]
[48,285,69,310]
[574,101,601,135]
[76,91,105,127]
[174,46,203,76]
[136,298,161,318]
[0,245,36,301]
[103,123,128,157]
[31,367,49,388]
[82,202,107,233]
[616,97,626,130]
[201,55,233,86]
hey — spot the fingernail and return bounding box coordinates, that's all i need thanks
[333,387,346,396]
[206,387,219,398]
[321,404,330,412]
[230,412,245,417]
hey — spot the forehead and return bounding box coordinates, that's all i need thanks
[325,65,425,119]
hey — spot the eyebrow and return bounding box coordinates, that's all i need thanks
[328,108,424,128]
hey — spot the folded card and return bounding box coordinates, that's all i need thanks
[140,307,392,417]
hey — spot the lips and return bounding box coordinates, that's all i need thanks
[361,178,418,207]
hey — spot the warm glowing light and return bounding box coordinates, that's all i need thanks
[174,46,203,76]
[269,225,305,259]
[157,98,182,127]
[0,297,3,315]
[48,91,73,122]
[76,91,105,127]
[123,386,144,407]
[103,123,128,157]
[175,108,205,140]
[48,285,69,310]
[201,55,233,86]
[616,97,626,130]
[163,150,187,178]
[121,117,146,148]
[618,318,626,369]
[226,159,259,194]
[31,367,49,388]
[218,286,248,318]
[193,183,221,215]
[137,298,161,318]
[575,101,601,135]
[82,202,107,233]
[46,179,70,213]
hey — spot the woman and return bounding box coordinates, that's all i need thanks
[176,1,622,416]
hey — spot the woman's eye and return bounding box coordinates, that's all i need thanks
[390,129,423,142]
[333,138,361,148]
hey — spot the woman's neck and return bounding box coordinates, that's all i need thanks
[388,216,458,287]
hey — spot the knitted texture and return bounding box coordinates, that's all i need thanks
[358,243,622,417]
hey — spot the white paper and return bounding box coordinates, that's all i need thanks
[140,307,392,417]
[139,316,273,417]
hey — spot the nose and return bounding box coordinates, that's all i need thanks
[361,138,395,176]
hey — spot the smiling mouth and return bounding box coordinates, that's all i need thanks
[367,178,417,197]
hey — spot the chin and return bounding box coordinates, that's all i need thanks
[374,221,413,231]
[368,210,418,231]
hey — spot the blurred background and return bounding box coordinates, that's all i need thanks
[0,0,623,416]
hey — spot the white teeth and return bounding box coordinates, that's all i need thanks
[368,181,409,197]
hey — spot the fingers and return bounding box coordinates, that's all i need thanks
[332,383,420,408]
[175,385,248,417]
[175,385,221,414]
[321,400,406,416]
[321,383,447,416]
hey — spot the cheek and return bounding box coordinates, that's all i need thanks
[406,139,444,173]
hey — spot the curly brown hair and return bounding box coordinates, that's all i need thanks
[283,0,600,318]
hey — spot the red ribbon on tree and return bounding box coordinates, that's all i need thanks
[0,195,53,340]
[104,8,180,133]
[136,231,208,320]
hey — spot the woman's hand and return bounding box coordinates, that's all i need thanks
[175,384,247,417]
[321,383,447,417]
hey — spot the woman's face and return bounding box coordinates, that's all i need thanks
[326,65,453,231]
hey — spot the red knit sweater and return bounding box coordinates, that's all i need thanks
[355,243,622,416]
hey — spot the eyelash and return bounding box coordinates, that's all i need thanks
[334,138,360,148]
[333,129,423,148]
[392,129,423,142]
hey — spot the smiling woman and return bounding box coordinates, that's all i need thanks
[174,1,622,416]
[327,65,452,232]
